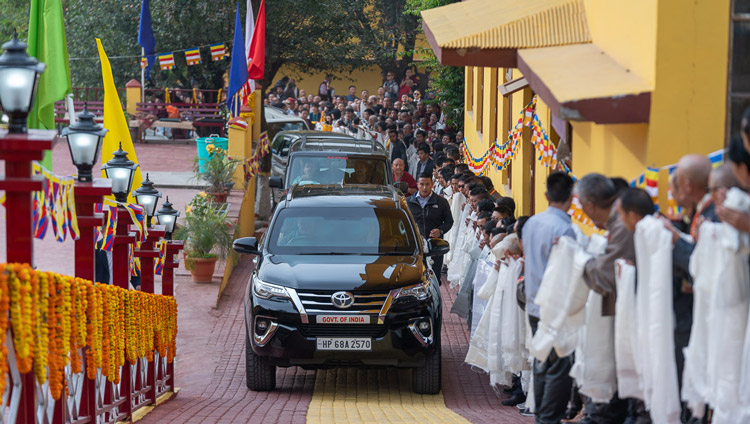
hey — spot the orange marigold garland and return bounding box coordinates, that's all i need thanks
[33,271,49,384]
[0,265,10,397]
[48,273,64,400]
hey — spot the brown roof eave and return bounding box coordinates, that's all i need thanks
[517,53,651,124]
[422,20,518,68]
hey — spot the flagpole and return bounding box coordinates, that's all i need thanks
[141,48,146,105]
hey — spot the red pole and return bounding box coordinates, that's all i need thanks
[162,240,183,391]
[0,130,55,424]
[112,206,134,418]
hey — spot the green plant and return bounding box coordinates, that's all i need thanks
[174,192,234,260]
[194,144,240,194]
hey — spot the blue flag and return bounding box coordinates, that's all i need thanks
[228,2,248,118]
[138,0,156,80]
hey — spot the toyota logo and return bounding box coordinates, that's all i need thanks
[331,291,354,309]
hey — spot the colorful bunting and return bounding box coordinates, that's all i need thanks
[185,48,201,66]
[210,43,228,61]
[242,131,271,182]
[28,163,79,242]
[158,52,175,70]
[140,56,148,69]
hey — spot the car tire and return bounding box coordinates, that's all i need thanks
[412,334,441,395]
[245,330,276,391]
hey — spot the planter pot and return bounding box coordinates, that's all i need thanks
[189,257,218,283]
[208,190,229,204]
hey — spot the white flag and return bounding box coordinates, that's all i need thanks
[245,0,256,93]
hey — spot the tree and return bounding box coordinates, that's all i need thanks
[0,0,30,43]
[405,0,464,131]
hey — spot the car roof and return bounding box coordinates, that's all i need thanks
[264,106,306,123]
[276,130,356,140]
[283,184,404,208]
[289,137,386,154]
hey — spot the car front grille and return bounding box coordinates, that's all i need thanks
[299,324,386,338]
[296,290,389,314]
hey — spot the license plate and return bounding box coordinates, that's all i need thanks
[316,315,370,324]
[316,337,372,351]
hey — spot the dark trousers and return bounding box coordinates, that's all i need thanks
[530,316,573,424]
[431,254,444,284]
[582,394,628,424]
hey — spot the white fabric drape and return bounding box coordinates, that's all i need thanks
[614,259,639,399]
[633,215,681,424]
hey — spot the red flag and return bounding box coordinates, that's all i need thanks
[247,0,265,80]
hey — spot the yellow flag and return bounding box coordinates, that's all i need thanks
[96,38,143,203]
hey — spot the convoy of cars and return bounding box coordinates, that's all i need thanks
[233,131,448,395]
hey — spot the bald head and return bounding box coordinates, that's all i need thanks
[710,164,741,191]
[391,158,406,175]
[676,154,711,189]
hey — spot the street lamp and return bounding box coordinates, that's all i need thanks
[61,104,108,182]
[102,142,139,203]
[132,173,161,226]
[0,32,46,134]
[156,196,180,239]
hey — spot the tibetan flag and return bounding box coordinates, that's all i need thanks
[185,48,201,66]
[211,43,228,61]
[28,0,72,170]
[159,52,175,70]
[140,57,147,69]
[245,0,256,93]
[97,39,143,203]
[246,0,265,80]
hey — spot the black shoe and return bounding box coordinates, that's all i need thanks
[503,387,515,395]
[519,408,534,417]
[563,407,581,420]
[502,394,525,407]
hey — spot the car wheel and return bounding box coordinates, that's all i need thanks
[412,334,441,395]
[245,328,276,391]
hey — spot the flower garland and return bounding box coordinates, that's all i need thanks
[0,264,179,398]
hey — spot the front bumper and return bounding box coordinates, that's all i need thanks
[247,295,441,369]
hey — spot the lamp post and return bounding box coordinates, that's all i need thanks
[61,104,108,182]
[0,32,46,134]
[156,196,180,239]
[132,173,161,226]
[101,142,138,203]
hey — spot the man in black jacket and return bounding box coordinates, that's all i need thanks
[407,173,453,280]
[388,127,409,172]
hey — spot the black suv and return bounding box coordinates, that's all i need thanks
[233,185,449,394]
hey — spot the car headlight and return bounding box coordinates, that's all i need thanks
[252,277,290,300]
[396,281,430,301]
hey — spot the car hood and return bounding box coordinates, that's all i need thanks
[257,254,426,291]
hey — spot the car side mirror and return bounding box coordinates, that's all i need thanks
[269,176,283,188]
[426,238,450,257]
[233,237,260,255]
[394,181,409,194]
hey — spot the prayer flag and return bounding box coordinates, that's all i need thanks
[247,0,265,80]
[28,0,72,170]
[138,0,156,79]
[228,3,249,118]
[185,48,201,65]
[645,167,659,210]
[140,56,148,69]
[210,43,228,61]
[159,52,175,70]
[97,39,143,203]
[245,0,256,93]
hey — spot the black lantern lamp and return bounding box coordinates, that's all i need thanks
[132,173,161,226]
[0,32,46,134]
[102,142,139,203]
[61,104,108,182]
[156,196,180,239]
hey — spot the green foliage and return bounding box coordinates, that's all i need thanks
[174,192,234,260]
[194,144,240,194]
[0,0,29,43]
[403,0,464,131]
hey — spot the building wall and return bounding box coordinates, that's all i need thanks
[461,0,731,226]
[271,65,386,98]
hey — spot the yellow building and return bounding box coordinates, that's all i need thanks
[422,0,735,220]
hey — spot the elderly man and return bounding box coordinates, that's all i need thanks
[392,158,417,196]
[574,173,632,423]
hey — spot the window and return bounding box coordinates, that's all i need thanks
[728,2,750,141]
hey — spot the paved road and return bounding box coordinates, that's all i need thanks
[141,257,534,424]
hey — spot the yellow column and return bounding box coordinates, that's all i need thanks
[125,79,141,117]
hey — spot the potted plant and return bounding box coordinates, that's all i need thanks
[174,192,234,283]
[194,144,240,203]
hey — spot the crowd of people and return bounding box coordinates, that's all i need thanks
[437,128,750,423]
[265,69,750,424]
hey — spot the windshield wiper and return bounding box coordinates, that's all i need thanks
[297,252,360,255]
[374,252,413,256]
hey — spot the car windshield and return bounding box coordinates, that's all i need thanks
[268,122,307,140]
[269,207,418,255]
[287,155,388,187]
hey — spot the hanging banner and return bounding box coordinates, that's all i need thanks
[210,43,228,61]
[185,48,201,66]
[140,57,148,69]
[158,52,175,70]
